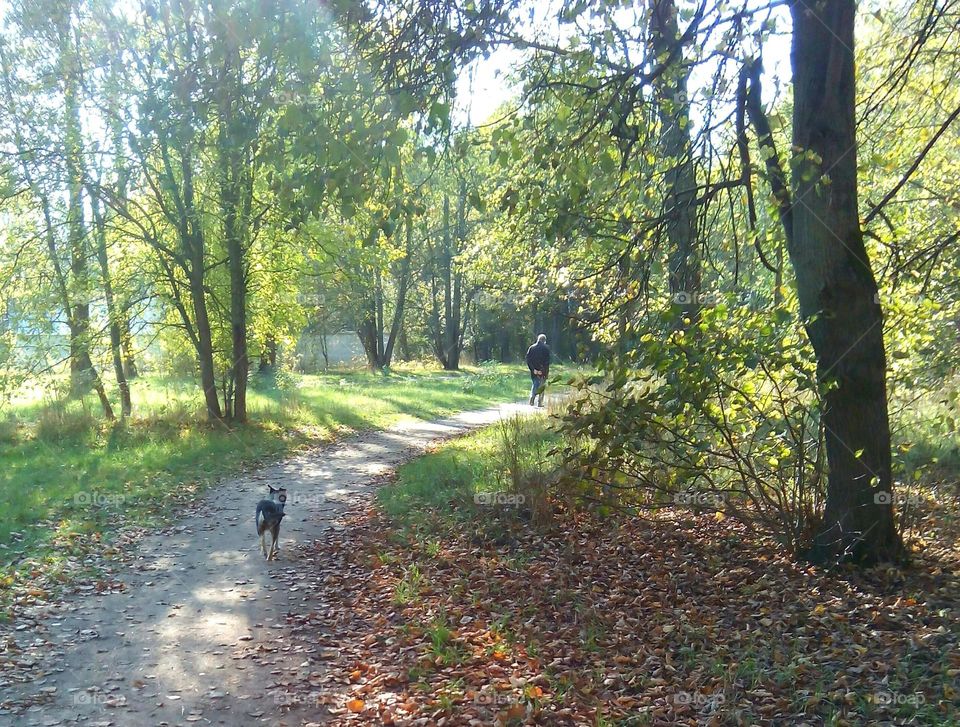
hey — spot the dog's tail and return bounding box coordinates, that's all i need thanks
[255,502,265,534]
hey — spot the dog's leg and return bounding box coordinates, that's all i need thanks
[259,530,266,558]
[269,526,279,560]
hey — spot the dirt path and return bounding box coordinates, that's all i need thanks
[1,402,532,727]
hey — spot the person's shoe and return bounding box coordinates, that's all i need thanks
[529,397,536,406]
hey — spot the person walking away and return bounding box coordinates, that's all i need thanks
[525,334,551,407]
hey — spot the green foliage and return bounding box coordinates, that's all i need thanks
[559,296,827,554]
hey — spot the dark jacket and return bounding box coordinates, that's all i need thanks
[525,341,551,376]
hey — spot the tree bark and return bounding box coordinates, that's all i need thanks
[648,0,701,326]
[121,322,138,379]
[382,211,413,367]
[62,26,95,397]
[218,119,249,422]
[182,146,222,421]
[441,193,457,369]
[89,185,132,417]
[107,71,139,386]
[788,0,901,563]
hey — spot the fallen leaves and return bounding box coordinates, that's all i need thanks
[277,502,959,725]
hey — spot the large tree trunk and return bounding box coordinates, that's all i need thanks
[648,0,701,326]
[789,0,901,564]
[189,260,222,421]
[63,31,96,397]
[441,194,457,369]
[182,149,222,421]
[89,187,132,417]
[382,211,413,367]
[219,131,249,422]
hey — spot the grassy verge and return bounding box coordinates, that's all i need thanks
[378,411,562,533]
[0,363,529,610]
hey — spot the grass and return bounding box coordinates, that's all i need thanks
[377,410,562,530]
[0,362,529,579]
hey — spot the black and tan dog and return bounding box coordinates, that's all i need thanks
[255,485,286,560]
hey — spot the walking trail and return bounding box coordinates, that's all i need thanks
[2,402,531,727]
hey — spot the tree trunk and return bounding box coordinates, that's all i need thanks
[648,0,700,326]
[121,322,138,379]
[89,186,132,417]
[63,33,95,397]
[219,137,249,422]
[227,231,248,423]
[441,194,458,369]
[183,150,222,421]
[357,226,385,371]
[382,211,413,367]
[789,0,901,564]
[109,86,139,384]
[189,262,222,421]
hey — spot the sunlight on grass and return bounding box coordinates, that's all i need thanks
[378,415,561,527]
[0,364,528,567]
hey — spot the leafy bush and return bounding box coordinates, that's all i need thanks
[558,296,826,555]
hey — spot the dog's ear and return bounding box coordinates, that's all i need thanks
[269,485,278,493]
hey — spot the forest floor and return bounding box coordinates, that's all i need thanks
[0,402,533,726]
[2,399,957,726]
[282,421,959,727]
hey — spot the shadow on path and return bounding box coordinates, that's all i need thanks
[1,402,536,726]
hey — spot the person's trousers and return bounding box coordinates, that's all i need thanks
[529,374,546,405]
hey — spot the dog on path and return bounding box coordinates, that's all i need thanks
[255,485,286,560]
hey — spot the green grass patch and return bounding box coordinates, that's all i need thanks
[378,413,562,531]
